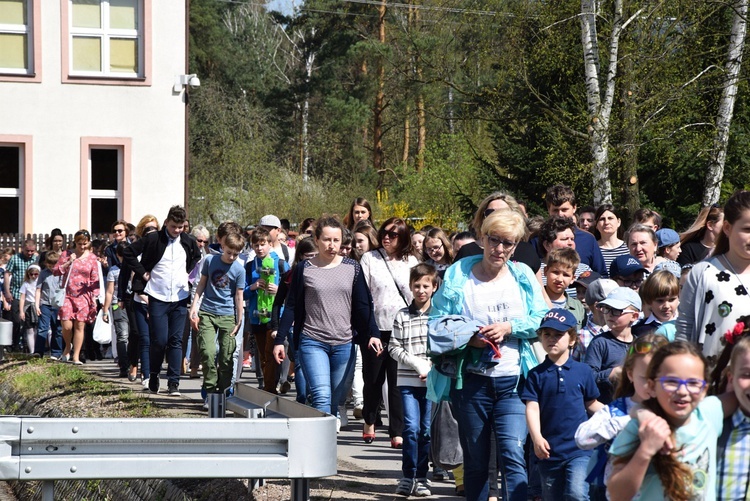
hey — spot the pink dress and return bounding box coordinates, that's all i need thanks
[54,251,100,323]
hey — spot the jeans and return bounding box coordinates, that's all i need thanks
[148,296,189,385]
[197,311,237,393]
[35,304,62,357]
[537,455,591,501]
[298,334,354,416]
[289,332,307,404]
[451,373,527,501]
[400,386,431,479]
[112,306,129,371]
[133,301,150,377]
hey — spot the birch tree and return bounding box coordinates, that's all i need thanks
[704,0,748,207]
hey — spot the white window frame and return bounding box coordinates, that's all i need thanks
[0,144,25,233]
[88,147,123,230]
[0,0,33,75]
[68,0,143,78]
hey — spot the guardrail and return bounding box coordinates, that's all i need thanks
[0,385,338,501]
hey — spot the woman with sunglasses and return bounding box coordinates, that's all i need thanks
[53,229,100,364]
[360,217,419,447]
[430,209,548,501]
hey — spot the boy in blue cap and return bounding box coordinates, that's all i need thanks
[583,287,642,404]
[522,308,602,501]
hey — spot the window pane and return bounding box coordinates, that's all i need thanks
[72,36,101,71]
[91,198,117,234]
[91,149,118,190]
[110,0,136,29]
[72,0,101,29]
[0,0,26,25]
[110,38,136,73]
[0,147,20,188]
[0,33,27,69]
[0,197,19,233]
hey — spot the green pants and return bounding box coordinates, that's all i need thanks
[197,311,237,394]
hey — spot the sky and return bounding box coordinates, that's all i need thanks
[266,0,296,15]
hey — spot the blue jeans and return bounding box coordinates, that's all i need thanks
[148,296,189,385]
[400,386,431,479]
[289,332,308,404]
[133,301,150,377]
[35,304,62,357]
[298,334,354,416]
[537,455,590,501]
[451,373,527,501]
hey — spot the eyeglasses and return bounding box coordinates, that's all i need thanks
[196,239,207,244]
[629,339,662,355]
[382,230,399,240]
[485,235,517,250]
[656,376,707,394]
[426,242,444,254]
[114,229,126,233]
[304,229,314,235]
[29,273,39,277]
[616,277,643,288]
[483,208,496,218]
[598,305,636,317]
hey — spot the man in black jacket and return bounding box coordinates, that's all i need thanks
[122,206,201,395]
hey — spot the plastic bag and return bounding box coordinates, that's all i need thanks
[93,308,114,344]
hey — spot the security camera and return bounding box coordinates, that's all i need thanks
[188,75,201,89]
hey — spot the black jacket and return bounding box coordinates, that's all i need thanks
[121,229,200,294]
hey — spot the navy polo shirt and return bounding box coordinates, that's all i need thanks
[521,356,600,461]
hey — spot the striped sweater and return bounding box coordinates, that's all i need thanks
[389,303,432,388]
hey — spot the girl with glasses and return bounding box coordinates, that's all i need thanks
[421,228,453,278]
[608,341,738,501]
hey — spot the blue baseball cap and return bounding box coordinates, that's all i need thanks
[599,287,642,311]
[656,228,680,248]
[609,255,646,278]
[653,260,681,279]
[538,308,578,332]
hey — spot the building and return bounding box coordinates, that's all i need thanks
[0,0,190,235]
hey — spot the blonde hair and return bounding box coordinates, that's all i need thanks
[136,215,159,237]
[480,209,526,241]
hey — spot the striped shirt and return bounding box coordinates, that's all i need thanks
[388,303,431,387]
[717,408,750,501]
[599,243,629,278]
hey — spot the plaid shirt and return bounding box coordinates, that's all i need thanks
[717,408,750,501]
[4,253,36,300]
[572,312,607,361]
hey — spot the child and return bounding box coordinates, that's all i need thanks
[34,251,63,358]
[190,232,246,406]
[631,270,679,339]
[608,255,646,291]
[521,308,602,501]
[18,264,40,354]
[715,322,750,500]
[102,242,130,378]
[244,227,289,393]
[575,333,668,501]
[608,341,737,501]
[388,263,437,498]
[584,287,641,404]
[573,278,618,361]
[543,248,585,330]
[655,228,682,261]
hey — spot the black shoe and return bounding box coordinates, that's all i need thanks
[168,382,180,396]
[118,369,128,378]
[148,375,160,394]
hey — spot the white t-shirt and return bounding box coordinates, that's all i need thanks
[461,271,524,377]
[20,280,37,304]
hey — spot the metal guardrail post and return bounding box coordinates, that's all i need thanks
[207,393,225,418]
[291,478,309,501]
[41,480,53,501]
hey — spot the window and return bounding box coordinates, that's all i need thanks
[80,138,131,232]
[0,145,23,233]
[89,147,121,233]
[0,0,33,75]
[69,0,142,78]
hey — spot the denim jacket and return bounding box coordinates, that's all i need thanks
[427,255,548,401]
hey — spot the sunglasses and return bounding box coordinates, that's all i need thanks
[629,339,663,355]
[196,238,207,244]
[485,235,517,250]
[381,230,399,240]
[598,305,636,317]
[114,229,126,233]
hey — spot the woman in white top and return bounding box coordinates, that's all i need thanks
[360,218,419,446]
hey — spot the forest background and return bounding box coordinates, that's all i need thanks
[188,0,750,232]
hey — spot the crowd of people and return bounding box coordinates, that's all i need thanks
[1,185,750,501]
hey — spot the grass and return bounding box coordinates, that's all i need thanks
[0,357,161,417]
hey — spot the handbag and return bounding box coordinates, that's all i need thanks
[377,249,409,306]
[50,266,71,309]
[429,401,463,470]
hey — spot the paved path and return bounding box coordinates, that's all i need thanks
[79,359,462,500]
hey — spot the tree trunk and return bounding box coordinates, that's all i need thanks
[402,103,410,170]
[581,0,629,205]
[301,43,315,184]
[704,0,748,207]
[416,90,426,172]
[620,55,640,224]
[373,0,386,179]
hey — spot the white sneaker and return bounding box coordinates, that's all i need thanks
[338,406,348,427]
[414,478,431,497]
